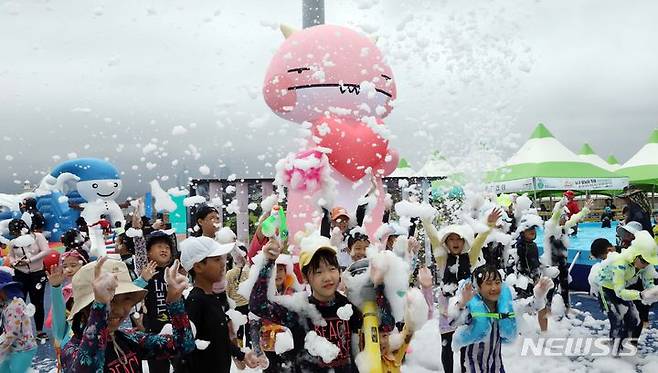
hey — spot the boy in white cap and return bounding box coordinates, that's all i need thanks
[178,236,258,372]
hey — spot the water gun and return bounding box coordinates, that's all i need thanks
[347,259,383,373]
[260,205,288,243]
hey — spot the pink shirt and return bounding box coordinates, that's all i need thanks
[9,232,50,273]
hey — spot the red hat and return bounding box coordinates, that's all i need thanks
[563,190,575,199]
[330,207,350,221]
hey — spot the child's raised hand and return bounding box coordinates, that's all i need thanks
[460,283,475,305]
[165,260,189,303]
[558,197,568,208]
[233,357,246,370]
[93,257,118,305]
[257,353,270,369]
[140,261,158,282]
[408,237,421,255]
[244,350,260,369]
[418,267,433,289]
[584,198,594,210]
[46,264,66,287]
[263,240,281,262]
[533,276,554,299]
[486,208,503,228]
[132,199,144,228]
[152,219,165,230]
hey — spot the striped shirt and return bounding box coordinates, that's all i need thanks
[464,320,504,373]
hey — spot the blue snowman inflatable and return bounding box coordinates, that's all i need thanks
[39,158,124,256]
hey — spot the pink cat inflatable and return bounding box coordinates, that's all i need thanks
[263,24,396,123]
[264,24,398,242]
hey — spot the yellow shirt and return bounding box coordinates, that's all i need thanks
[381,326,413,373]
[225,265,249,307]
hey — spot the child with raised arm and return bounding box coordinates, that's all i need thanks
[249,253,302,372]
[422,209,501,373]
[542,197,592,318]
[249,235,395,373]
[449,265,553,372]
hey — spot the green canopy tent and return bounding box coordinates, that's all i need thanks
[487,123,628,197]
[578,143,616,171]
[617,129,658,208]
[606,155,621,172]
[413,151,467,198]
[388,158,416,178]
[617,129,658,186]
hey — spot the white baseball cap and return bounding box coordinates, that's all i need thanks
[179,236,235,271]
[620,221,644,235]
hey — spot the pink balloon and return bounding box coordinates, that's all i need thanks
[375,148,399,177]
[312,116,388,182]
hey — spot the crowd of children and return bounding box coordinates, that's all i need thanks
[0,183,656,373]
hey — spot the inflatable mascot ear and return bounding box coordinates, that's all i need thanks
[41,158,124,257]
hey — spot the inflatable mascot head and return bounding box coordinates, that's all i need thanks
[263,24,397,124]
[47,158,122,203]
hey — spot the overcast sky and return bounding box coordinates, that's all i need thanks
[1,0,656,197]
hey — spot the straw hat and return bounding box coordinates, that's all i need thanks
[618,186,643,199]
[69,257,146,320]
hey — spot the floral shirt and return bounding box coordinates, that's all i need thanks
[61,299,194,373]
[0,297,37,358]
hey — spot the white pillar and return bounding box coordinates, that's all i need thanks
[236,181,250,242]
[262,180,274,199]
[208,181,223,227]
